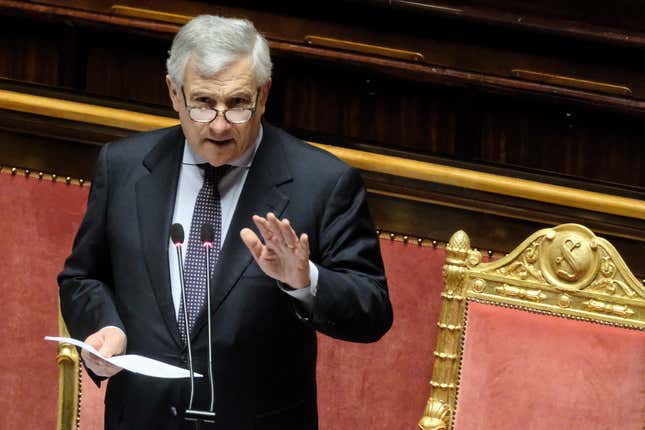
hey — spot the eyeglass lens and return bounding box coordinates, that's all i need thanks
[189,107,253,123]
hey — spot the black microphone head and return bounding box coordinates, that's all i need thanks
[201,223,214,243]
[170,223,185,245]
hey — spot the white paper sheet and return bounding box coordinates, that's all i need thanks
[45,336,202,379]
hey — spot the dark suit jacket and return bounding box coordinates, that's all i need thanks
[58,123,393,430]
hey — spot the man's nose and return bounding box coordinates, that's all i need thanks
[208,111,231,133]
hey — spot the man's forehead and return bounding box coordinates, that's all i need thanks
[184,56,257,95]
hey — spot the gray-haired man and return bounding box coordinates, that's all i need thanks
[59,15,392,430]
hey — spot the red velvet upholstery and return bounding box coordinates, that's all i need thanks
[0,173,86,429]
[317,240,446,429]
[454,301,645,430]
[79,365,105,429]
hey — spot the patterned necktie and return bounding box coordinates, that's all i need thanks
[178,163,231,344]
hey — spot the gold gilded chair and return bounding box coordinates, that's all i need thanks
[56,309,105,430]
[419,224,645,430]
[56,310,80,430]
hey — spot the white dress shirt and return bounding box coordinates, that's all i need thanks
[167,125,318,318]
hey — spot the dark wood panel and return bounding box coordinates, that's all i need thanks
[0,15,62,86]
[1,5,644,192]
[366,192,645,280]
[83,27,171,105]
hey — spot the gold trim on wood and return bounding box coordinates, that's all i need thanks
[305,35,425,62]
[57,307,79,430]
[1,89,645,220]
[0,89,178,132]
[511,69,632,96]
[110,5,191,25]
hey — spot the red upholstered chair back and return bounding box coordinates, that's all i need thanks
[419,225,645,430]
[0,171,104,430]
[318,238,447,429]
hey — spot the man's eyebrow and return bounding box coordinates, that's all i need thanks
[191,90,254,100]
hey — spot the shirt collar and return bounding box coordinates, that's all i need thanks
[182,124,263,168]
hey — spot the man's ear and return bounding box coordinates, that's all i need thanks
[257,78,272,117]
[261,78,272,104]
[166,75,182,113]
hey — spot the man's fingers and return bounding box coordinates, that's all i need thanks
[252,215,274,243]
[266,212,299,249]
[240,227,263,259]
[81,346,122,377]
[266,212,286,244]
[278,218,299,249]
[80,327,126,377]
[300,233,310,257]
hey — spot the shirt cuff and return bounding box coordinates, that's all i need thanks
[279,260,319,300]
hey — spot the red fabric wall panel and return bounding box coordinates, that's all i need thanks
[0,173,87,429]
[317,239,446,429]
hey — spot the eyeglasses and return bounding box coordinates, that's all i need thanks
[181,86,260,124]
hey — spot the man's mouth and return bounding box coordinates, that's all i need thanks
[206,138,234,145]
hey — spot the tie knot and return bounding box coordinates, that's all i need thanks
[200,163,232,186]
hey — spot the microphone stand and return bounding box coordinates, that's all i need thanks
[184,225,216,426]
[174,240,196,412]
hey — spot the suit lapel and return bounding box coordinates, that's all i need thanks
[191,123,292,339]
[135,126,184,348]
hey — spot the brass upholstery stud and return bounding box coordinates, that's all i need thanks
[38,172,44,180]
[417,237,423,245]
[79,179,85,186]
[65,176,72,184]
[431,240,438,248]
[389,233,395,240]
[24,169,31,177]
[403,235,409,243]
[487,250,494,257]
[51,174,57,182]
[375,229,381,236]
[11,167,17,175]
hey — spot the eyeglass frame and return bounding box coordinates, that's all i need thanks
[181,86,261,124]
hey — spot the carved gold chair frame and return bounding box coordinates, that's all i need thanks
[57,308,80,430]
[418,223,645,430]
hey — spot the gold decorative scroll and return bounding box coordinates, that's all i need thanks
[419,224,645,429]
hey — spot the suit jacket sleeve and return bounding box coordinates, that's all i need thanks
[307,166,393,343]
[58,143,124,343]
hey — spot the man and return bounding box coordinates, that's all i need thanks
[59,15,392,430]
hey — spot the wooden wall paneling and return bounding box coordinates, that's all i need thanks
[0,14,62,86]
[477,92,645,189]
[83,26,171,105]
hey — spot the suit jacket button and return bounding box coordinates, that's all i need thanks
[170,406,178,416]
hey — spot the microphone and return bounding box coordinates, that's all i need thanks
[183,223,216,425]
[201,224,215,414]
[170,223,197,415]
[170,223,184,245]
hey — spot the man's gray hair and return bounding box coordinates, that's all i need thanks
[166,15,272,87]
